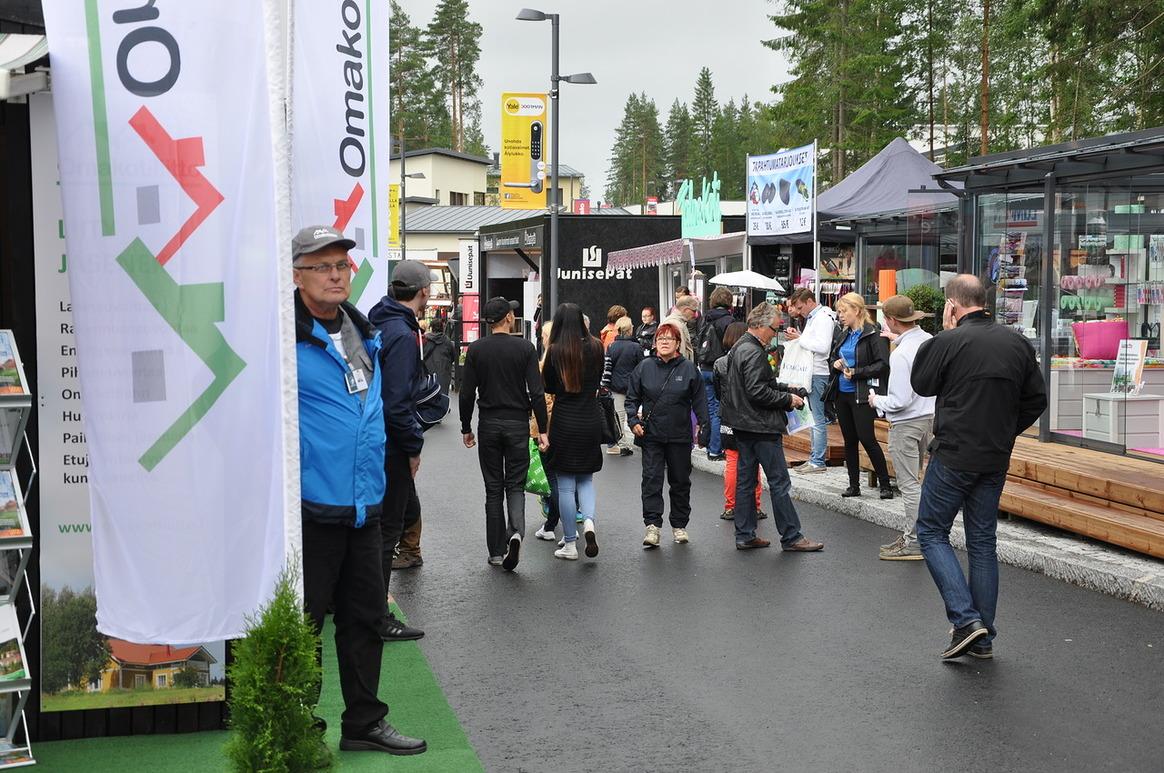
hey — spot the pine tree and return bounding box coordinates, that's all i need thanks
[426,0,484,152]
[662,99,692,200]
[390,1,448,149]
[689,67,719,183]
[604,93,665,207]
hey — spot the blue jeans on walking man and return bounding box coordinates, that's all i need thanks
[700,369,722,456]
[734,430,805,547]
[808,374,830,467]
[916,455,1008,644]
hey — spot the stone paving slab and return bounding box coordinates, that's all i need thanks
[690,448,1164,612]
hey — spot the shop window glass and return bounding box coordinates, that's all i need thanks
[1049,186,1164,459]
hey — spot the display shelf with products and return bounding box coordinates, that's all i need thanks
[0,333,30,473]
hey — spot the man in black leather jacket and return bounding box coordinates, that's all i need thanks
[717,303,825,553]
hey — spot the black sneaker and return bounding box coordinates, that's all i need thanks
[380,614,424,642]
[757,510,769,520]
[941,621,988,659]
[967,642,994,660]
[720,508,735,520]
[501,535,521,572]
[619,447,634,457]
[841,486,862,498]
[707,452,726,462]
[879,488,894,500]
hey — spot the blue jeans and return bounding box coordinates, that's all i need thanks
[809,374,830,467]
[734,431,805,547]
[557,473,595,543]
[700,369,722,456]
[916,455,1007,643]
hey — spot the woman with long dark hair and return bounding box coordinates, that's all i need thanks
[826,292,893,499]
[543,303,606,560]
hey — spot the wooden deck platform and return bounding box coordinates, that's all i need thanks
[858,420,1164,559]
[784,423,846,467]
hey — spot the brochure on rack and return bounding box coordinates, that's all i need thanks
[0,606,29,692]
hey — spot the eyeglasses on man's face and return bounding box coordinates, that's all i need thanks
[295,259,352,275]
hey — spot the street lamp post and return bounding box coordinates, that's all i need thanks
[516,8,596,314]
[396,137,425,261]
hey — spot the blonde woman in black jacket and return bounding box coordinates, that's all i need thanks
[826,292,893,499]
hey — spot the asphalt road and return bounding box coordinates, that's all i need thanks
[394,423,1163,773]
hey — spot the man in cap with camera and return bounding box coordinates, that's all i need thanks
[368,261,433,642]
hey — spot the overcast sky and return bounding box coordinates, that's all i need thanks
[394,0,792,200]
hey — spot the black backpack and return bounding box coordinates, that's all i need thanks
[696,317,727,368]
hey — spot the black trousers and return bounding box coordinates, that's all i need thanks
[477,418,530,557]
[380,452,421,597]
[834,390,891,489]
[303,517,388,738]
[640,441,693,528]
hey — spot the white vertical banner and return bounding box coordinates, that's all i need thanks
[458,239,479,294]
[291,0,391,314]
[42,1,293,643]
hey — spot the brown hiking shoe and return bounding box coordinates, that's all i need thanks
[783,538,824,552]
[735,537,771,550]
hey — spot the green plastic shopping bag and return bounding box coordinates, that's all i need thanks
[525,438,551,496]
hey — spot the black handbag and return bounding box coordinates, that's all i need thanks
[598,393,620,445]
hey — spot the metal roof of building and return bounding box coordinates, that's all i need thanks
[389,148,493,165]
[404,206,546,233]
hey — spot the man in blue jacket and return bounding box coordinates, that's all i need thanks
[368,261,432,642]
[293,225,426,756]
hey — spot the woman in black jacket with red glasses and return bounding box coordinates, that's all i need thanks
[626,320,709,549]
[825,292,893,499]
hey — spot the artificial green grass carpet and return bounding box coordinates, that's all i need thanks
[34,610,483,772]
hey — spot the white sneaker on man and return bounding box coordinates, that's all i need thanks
[554,541,578,560]
[673,528,689,544]
[534,525,557,541]
[797,463,827,474]
[643,524,660,548]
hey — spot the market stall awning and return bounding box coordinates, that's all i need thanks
[608,238,685,270]
[0,34,48,100]
[690,232,745,261]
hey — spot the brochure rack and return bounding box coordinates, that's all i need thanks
[0,332,35,769]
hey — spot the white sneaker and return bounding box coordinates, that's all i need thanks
[673,528,690,544]
[534,525,557,541]
[643,524,660,548]
[557,538,566,548]
[605,446,622,455]
[554,541,578,560]
[797,463,827,474]
[583,518,598,558]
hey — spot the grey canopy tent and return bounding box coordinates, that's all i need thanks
[748,137,959,245]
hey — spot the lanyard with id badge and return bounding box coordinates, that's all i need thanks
[330,331,369,397]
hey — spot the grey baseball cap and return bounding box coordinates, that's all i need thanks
[292,225,356,262]
[390,260,433,292]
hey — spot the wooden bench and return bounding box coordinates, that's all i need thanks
[856,420,1164,559]
[784,423,846,466]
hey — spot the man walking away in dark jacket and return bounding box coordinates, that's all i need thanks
[423,317,457,396]
[604,316,643,456]
[292,225,426,756]
[718,303,824,553]
[697,287,735,461]
[368,261,431,641]
[911,274,1047,660]
[460,297,550,571]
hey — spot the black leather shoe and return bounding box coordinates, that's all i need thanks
[879,488,894,500]
[941,620,988,659]
[380,614,424,642]
[340,720,427,755]
[841,486,862,497]
[967,642,993,660]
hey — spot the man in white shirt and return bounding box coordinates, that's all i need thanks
[785,288,837,473]
[868,295,936,560]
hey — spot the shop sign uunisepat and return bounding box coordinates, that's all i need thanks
[747,144,816,237]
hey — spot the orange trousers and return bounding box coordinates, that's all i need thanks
[723,449,763,510]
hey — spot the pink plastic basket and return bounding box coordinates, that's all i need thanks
[1071,319,1126,360]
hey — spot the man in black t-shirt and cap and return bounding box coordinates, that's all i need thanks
[459,297,549,571]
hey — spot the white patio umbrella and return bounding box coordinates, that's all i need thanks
[708,270,785,294]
